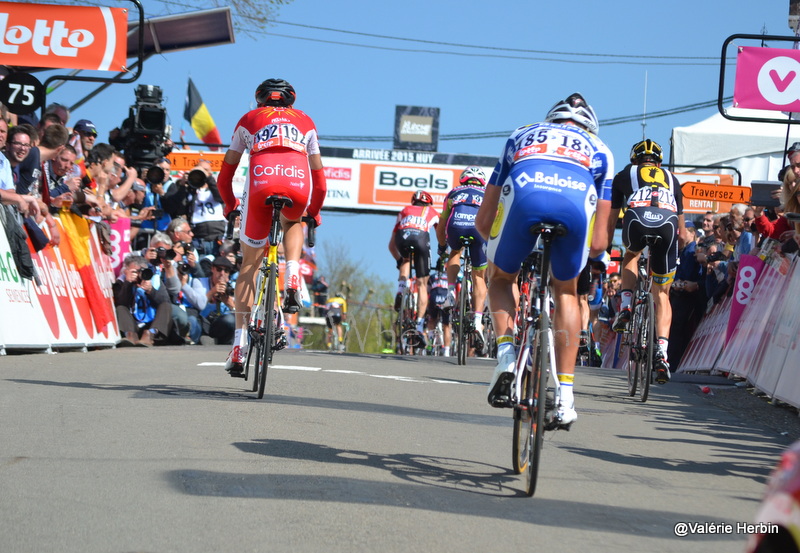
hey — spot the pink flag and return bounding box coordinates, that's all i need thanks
[733,46,800,112]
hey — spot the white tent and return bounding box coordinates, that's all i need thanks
[670,107,800,186]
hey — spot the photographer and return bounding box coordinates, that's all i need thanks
[167,217,206,278]
[113,254,173,346]
[138,163,171,234]
[156,237,208,345]
[198,256,237,345]
[143,232,196,344]
[162,159,226,256]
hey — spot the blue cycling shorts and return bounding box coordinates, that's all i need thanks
[487,160,597,281]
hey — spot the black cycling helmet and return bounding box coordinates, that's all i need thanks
[544,92,599,134]
[630,139,663,164]
[255,79,296,107]
[411,191,433,206]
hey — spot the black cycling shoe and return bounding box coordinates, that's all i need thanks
[612,308,632,333]
[283,288,301,314]
[654,352,671,384]
[227,364,245,378]
[394,293,402,312]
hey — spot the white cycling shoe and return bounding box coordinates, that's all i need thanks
[487,350,516,408]
[557,402,578,427]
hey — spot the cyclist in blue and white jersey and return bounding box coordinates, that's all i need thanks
[609,139,686,384]
[436,166,488,351]
[475,93,613,426]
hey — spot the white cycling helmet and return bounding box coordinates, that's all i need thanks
[459,166,486,186]
[544,92,599,134]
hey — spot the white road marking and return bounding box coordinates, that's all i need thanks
[198,362,479,386]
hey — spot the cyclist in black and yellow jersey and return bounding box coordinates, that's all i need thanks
[609,139,687,383]
[325,293,347,351]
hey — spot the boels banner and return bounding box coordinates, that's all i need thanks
[0,1,128,71]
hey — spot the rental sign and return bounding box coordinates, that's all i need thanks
[0,1,128,71]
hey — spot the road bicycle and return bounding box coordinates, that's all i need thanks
[619,236,659,403]
[425,320,445,356]
[229,195,316,399]
[452,235,477,365]
[577,321,602,367]
[396,246,423,355]
[327,321,347,352]
[508,222,567,497]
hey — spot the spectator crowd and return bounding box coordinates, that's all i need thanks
[0,103,248,347]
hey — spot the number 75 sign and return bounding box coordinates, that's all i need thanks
[0,71,43,115]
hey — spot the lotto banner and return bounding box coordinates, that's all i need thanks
[0,2,128,71]
[733,46,800,112]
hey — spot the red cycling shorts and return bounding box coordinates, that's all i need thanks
[240,150,312,248]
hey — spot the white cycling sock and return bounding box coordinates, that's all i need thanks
[234,328,247,349]
[558,373,574,407]
[285,260,300,283]
[619,290,633,310]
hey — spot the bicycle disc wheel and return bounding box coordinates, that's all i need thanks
[526,312,550,497]
[257,262,277,399]
[249,336,262,392]
[639,294,654,403]
[456,280,468,365]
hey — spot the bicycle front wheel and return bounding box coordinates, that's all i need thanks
[257,262,278,399]
[526,312,550,497]
[639,294,654,403]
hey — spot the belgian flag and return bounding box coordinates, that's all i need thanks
[184,78,222,150]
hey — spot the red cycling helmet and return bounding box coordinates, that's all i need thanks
[411,191,433,205]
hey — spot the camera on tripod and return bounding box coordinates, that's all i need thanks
[111,84,173,174]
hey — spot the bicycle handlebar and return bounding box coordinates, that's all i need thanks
[302,216,317,248]
[225,210,241,241]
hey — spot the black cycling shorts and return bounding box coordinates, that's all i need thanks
[395,229,431,278]
[621,207,679,284]
[326,313,342,328]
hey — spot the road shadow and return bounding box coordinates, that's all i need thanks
[165,438,743,540]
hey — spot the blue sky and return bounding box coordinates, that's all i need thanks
[36,1,796,285]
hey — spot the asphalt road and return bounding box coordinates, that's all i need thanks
[0,345,792,553]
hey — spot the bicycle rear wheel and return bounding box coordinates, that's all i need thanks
[526,311,550,497]
[638,294,654,403]
[257,262,278,399]
[512,348,530,474]
[456,278,469,365]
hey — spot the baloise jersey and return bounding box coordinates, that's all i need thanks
[489,121,614,201]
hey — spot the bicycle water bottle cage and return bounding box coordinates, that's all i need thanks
[530,222,568,238]
[265,195,294,210]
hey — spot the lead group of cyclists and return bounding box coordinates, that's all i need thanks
[216,79,684,428]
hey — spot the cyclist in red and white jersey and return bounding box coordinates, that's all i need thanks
[389,191,439,337]
[217,78,327,375]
